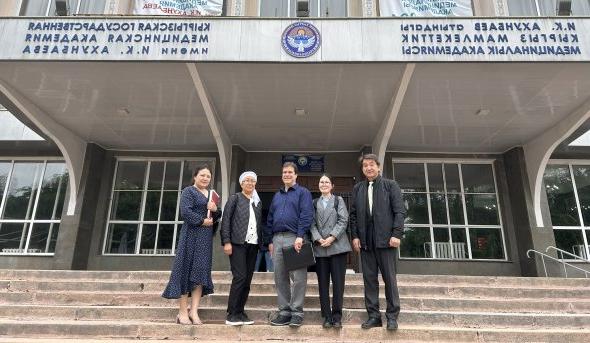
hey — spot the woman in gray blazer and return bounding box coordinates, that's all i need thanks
[310,174,351,329]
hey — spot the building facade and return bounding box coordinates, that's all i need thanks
[1,0,590,277]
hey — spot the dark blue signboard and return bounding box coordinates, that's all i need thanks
[282,155,324,173]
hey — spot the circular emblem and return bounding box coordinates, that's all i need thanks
[281,22,321,58]
[297,156,308,166]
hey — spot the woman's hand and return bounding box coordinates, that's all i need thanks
[320,236,336,247]
[352,238,361,252]
[202,218,213,227]
[223,243,232,256]
[207,201,217,212]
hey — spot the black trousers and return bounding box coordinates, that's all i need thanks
[315,252,347,321]
[360,247,400,320]
[227,243,259,316]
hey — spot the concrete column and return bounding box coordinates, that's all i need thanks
[54,144,108,270]
[0,0,20,16]
[502,148,555,276]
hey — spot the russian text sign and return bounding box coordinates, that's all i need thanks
[0,17,587,62]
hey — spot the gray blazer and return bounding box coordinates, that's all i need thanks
[310,195,352,257]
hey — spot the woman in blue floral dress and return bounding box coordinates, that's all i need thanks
[162,164,221,325]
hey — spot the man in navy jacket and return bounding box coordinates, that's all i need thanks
[266,162,313,327]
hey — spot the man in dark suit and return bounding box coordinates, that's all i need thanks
[350,153,406,331]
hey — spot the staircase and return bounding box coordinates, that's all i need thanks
[1,270,590,342]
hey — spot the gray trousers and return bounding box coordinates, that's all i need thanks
[272,232,308,319]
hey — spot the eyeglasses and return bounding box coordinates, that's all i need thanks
[242,179,257,184]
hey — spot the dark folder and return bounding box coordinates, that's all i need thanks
[282,243,315,271]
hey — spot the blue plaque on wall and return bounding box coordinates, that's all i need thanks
[282,155,324,173]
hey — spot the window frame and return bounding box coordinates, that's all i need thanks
[393,158,508,262]
[545,159,590,260]
[102,157,216,257]
[0,157,68,256]
[258,0,348,17]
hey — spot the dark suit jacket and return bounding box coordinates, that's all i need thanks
[350,176,406,249]
[220,192,263,247]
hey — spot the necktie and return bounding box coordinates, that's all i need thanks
[368,181,374,215]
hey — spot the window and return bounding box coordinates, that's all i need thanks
[260,0,347,17]
[394,161,506,260]
[0,160,68,255]
[20,0,106,16]
[103,158,215,256]
[508,0,590,16]
[544,163,590,260]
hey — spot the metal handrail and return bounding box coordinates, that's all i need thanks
[545,246,590,263]
[526,249,590,278]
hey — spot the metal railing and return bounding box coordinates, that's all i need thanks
[545,245,590,263]
[526,249,590,278]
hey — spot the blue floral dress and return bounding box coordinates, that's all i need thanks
[162,186,221,298]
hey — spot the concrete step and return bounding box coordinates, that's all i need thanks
[1,291,588,313]
[1,319,589,342]
[3,280,589,300]
[1,305,590,329]
[2,270,590,288]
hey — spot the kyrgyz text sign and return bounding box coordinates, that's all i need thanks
[0,17,587,62]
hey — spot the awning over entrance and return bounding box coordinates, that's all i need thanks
[2,16,590,226]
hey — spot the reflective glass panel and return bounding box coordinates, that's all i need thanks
[573,165,590,225]
[448,194,465,225]
[462,164,495,193]
[110,191,142,220]
[544,165,580,226]
[427,163,444,193]
[469,228,504,259]
[444,164,461,193]
[400,227,431,258]
[35,163,68,220]
[394,163,426,192]
[430,193,447,224]
[403,193,429,224]
[106,224,138,254]
[139,224,157,254]
[465,194,500,225]
[156,224,175,254]
[553,229,586,258]
[114,161,146,190]
[451,227,469,259]
[2,162,42,220]
[0,222,28,252]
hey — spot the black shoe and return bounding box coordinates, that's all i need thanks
[270,314,291,326]
[322,317,333,329]
[386,318,398,331]
[289,316,303,327]
[225,314,243,326]
[361,317,382,329]
[332,318,342,328]
[240,313,254,325]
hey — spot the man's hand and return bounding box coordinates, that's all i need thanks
[202,218,213,227]
[269,243,273,256]
[389,237,401,248]
[352,238,361,252]
[223,243,232,256]
[320,236,336,248]
[294,237,303,252]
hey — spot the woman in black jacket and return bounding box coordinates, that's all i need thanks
[221,171,264,326]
